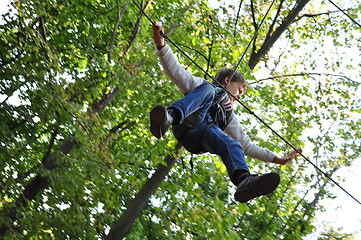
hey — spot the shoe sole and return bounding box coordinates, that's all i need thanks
[234,172,280,203]
[150,105,167,139]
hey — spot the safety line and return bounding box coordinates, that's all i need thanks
[226,0,276,88]
[132,0,361,206]
[328,0,361,28]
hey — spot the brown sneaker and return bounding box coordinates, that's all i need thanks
[150,105,173,139]
[234,172,280,203]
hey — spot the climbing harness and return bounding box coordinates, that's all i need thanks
[207,87,233,130]
[132,0,361,205]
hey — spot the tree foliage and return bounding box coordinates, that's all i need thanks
[0,0,360,239]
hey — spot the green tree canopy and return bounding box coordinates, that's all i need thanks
[1,0,360,239]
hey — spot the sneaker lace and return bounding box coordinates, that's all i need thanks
[244,174,260,187]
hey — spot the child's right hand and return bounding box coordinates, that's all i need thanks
[274,148,302,165]
[153,22,165,49]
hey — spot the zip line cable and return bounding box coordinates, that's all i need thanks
[328,0,361,28]
[132,0,361,206]
[225,0,276,89]
[132,0,230,84]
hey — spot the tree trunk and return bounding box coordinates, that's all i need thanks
[106,142,185,240]
[248,0,311,69]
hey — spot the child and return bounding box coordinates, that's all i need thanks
[150,23,301,203]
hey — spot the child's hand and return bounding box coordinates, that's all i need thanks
[274,149,302,165]
[153,22,165,49]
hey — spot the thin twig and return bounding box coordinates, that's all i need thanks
[234,0,244,38]
[251,72,359,85]
[108,0,122,62]
[294,8,357,23]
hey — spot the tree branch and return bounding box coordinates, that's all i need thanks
[265,0,285,42]
[122,0,152,58]
[250,0,258,31]
[0,82,122,236]
[257,168,301,239]
[165,4,192,36]
[233,0,244,38]
[275,188,310,237]
[105,142,185,240]
[250,72,359,85]
[205,40,213,80]
[41,121,60,168]
[248,0,311,69]
[172,42,210,63]
[293,8,357,23]
[249,0,259,57]
[302,167,338,219]
[108,0,130,62]
[0,96,9,106]
[205,15,214,79]
[0,18,38,68]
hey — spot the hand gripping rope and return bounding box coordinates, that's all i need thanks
[132,0,361,206]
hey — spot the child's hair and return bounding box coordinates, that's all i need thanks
[213,68,247,90]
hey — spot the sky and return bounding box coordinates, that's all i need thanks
[1,0,360,238]
[310,161,361,238]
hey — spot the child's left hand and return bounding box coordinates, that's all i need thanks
[274,149,302,165]
[153,22,165,49]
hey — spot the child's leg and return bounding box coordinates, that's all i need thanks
[201,124,250,185]
[200,124,280,203]
[150,82,215,139]
[169,82,215,127]
[175,119,280,203]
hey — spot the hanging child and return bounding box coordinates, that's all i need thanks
[150,22,302,203]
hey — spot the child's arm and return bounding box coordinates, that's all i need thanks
[274,149,302,165]
[224,114,301,164]
[224,113,277,163]
[153,23,204,95]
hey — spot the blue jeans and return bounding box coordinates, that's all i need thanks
[170,82,250,185]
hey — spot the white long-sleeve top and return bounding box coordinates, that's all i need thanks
[157,44,276,163]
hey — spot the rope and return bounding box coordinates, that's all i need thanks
[132,0,219,84]
[328,0,361,28]
[132,0,361,206]
[225,0,276,88]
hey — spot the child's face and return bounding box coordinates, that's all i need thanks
[226,80,246,102]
